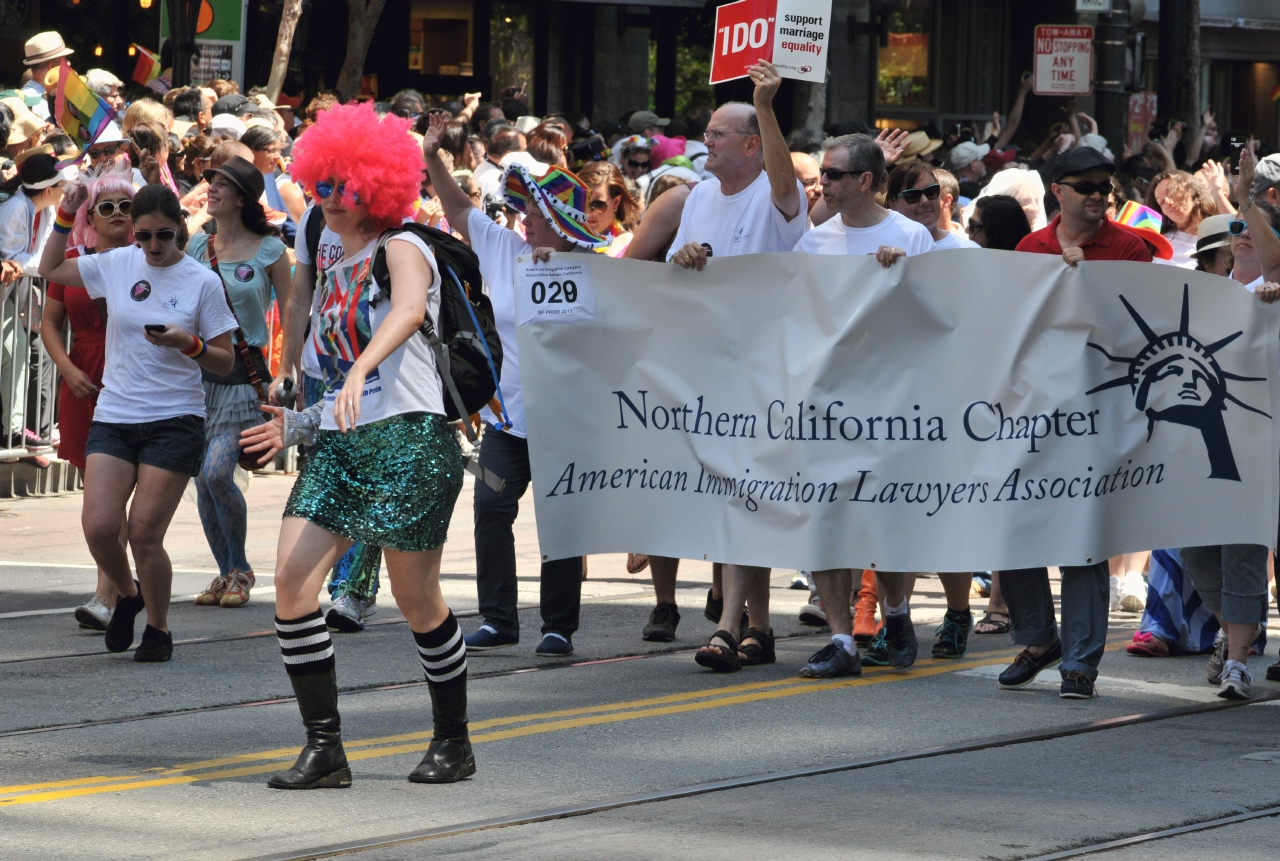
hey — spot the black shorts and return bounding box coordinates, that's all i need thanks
[85,415,206,477]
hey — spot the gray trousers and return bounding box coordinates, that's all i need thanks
[1000,562,1110,680]
[1180,544,1270,626]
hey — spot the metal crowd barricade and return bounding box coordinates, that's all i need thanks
[1,274,76,497]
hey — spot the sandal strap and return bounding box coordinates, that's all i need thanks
[708,629,738,651]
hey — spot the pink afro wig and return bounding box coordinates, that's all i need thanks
[70,164,135,249]
[290,101,423,230]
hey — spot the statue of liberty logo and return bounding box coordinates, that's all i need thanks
[1087,285,1269,481]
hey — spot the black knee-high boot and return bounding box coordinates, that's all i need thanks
[268,610,352,789]
[408,611,475,783]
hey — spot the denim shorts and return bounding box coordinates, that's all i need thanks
[85,415,206,477]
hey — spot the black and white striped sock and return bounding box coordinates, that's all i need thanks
[414,612,466,689]
[276,609,335,676]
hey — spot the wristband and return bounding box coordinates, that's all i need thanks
[181,335,205,358]
[53,208,75,234]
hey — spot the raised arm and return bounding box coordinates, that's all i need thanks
[422,112,477,244]
[1238,147,1280,283]
[37,185,87,287]
[994,73,1033,151]
[750,61,800,221]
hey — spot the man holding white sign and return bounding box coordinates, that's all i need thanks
[422,113,610,658]
[666,59,807,671]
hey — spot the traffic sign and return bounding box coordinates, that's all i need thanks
[709,0,776,85]
[1033,25,1093,96]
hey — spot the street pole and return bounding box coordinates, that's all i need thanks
[1094,0,1131,157]
[1156,0,1185,124]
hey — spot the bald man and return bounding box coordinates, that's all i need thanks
[791,151,822,218]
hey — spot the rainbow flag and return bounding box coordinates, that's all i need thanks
[53,59,118,159]
[131,44,161,86]
[1270,83,1280,102]
[1116,200,1163,233]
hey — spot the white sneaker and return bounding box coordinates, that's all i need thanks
[74,596,112,631]
[1109,576,1121,613]
[1218,660,1253,700]
[326,593,378,632]
[799,591,827,626]
[1117,571,1146,612]
[789,571,809,590]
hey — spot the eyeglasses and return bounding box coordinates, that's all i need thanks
[135,229,176,243]
[94,199,132,218]
[88,143,125,159]
[588,200,611,213]
[895,184,941,205]
[314,180,360,204]
[703,129,753,143]
[626,159,650,170]
[1228,219,1280,238]
[966,219,984,233]
[820,167,865,182]
[1058,180,1112,197]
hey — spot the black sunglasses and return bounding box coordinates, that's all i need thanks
[94,199,132,218]
[1058,179,1112,197]
[895,183,941,204]
[135,229,176,243]
[966,219,984,233]
[89,143,127,158]
[626,159,650,170]
[820,167,866,182]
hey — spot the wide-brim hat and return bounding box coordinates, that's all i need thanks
[1195,213,1234,254]
[899,130,942,162]
[2,96,45,146]
[503,162,609,249]
[24,32,74,66]
[1113,221,1173,260]
[203,155,266,203]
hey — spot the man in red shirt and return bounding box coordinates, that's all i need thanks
[997,147,1149,700]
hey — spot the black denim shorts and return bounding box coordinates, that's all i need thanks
[85,415,206,477]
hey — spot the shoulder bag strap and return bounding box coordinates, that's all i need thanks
[207,245,270,403]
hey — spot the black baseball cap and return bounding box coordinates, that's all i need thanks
[1052,146,1117,182]
[212,94,250,117]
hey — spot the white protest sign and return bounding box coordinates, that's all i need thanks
[517,251,1280,572]
[515,254,596,326]
[1034,25,1093,96]
[771,0,832,83]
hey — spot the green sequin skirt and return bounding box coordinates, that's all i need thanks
[284,412,463,552]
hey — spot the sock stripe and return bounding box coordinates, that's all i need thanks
[413,613,466,688]
[276,612,334,677]
[417,626,462,657]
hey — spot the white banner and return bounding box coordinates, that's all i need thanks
[516,250,1280,572]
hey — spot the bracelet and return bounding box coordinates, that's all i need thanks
[181,335,205,358]
[53,208,75,234]
[1240,196,1254,214]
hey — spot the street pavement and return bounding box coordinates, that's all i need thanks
[2,474,1279,860]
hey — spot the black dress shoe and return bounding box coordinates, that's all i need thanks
[1268,659,1280,683]
[104,581,145,653]
[642,602,680,642]
[703,589,722,623]
[408,737,476,783]
[998,640,1063,689]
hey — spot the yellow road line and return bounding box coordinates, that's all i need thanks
[0,652,1014,807]
[0,775,145,793]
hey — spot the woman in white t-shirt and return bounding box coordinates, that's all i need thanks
[39,183,238,664]
[239,102,473,791]
[1147,170,1217,268]
[887,162,979,250]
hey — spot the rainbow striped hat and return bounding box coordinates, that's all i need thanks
[503,162,609,250]
[1115,201,1163,233]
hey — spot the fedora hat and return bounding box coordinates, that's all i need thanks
[2,96,46,146]
[203,155,266,204]
[898,130,942,162]
[24,32,74,66]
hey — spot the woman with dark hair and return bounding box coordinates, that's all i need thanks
[966,195,1032,250]
[577,161,639,257]
[39,184,238,662]
[241,125,305,241]
[185,155,292,609]
[41,166,136,631]
[887,161,978,249]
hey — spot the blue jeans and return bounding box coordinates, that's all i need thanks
[1001,563,1110,680]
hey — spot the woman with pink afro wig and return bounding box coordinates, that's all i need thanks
[289,101,423,231]
[240,99,477,790]
[42,163,135,632]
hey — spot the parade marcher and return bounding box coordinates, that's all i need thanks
[667,60,805,670]
[791,151,821,219]
[577,161,638,257]
[1146,170,1217,268]
[185,156,291,608]
[422,110,605,658]
[39,183,238,662]
[240,102,474,787]
[792,134,933,677]
[39,166,135,630]
[1192,213,1234,275]
[887,162,979,249]
[1002,146,1150,699]
[20,32,74,120]
[965,194,1031,250]
[241,125,305,242]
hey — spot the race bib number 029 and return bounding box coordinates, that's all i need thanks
[516,255,596,325]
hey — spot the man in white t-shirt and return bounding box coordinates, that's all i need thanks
[422,112,611,659]
[793,134,934,679]
[658,61,806,670]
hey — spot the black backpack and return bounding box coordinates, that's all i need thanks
[369,223,508,489]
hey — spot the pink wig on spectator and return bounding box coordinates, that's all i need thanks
[70,164,135,249]
[649,135,688,167]
[289,101,422,230]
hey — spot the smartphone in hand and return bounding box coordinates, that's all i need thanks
[144,324,167,334]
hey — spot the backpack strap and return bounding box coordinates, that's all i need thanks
[372,231,506,494]
[304,205,324,265]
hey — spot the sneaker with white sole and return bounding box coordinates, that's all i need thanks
[799,642,861,678]
[195,575,228,606]
[219,570,255,607]
[1218,660,1253,700]
[1117,571,1146,612]
[789,571,809,590]
[74,597,112,631]
[1108,576,1121,613]
[326,593,378,632]
[1207,629,1229,684]
[799,591,827,626]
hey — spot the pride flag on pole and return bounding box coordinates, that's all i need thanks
[53,59,119,165]
[132,44,162,86]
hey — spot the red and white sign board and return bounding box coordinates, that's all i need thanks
[709,0,831,85]
[1033,25,1093,96]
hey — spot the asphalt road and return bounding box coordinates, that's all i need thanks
[2,475,1279,861]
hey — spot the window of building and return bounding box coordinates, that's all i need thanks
[409,0,473,76]
[491,3,534,96]
[877,0,932,109]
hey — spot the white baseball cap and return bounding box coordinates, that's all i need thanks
[948,141,990,170]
